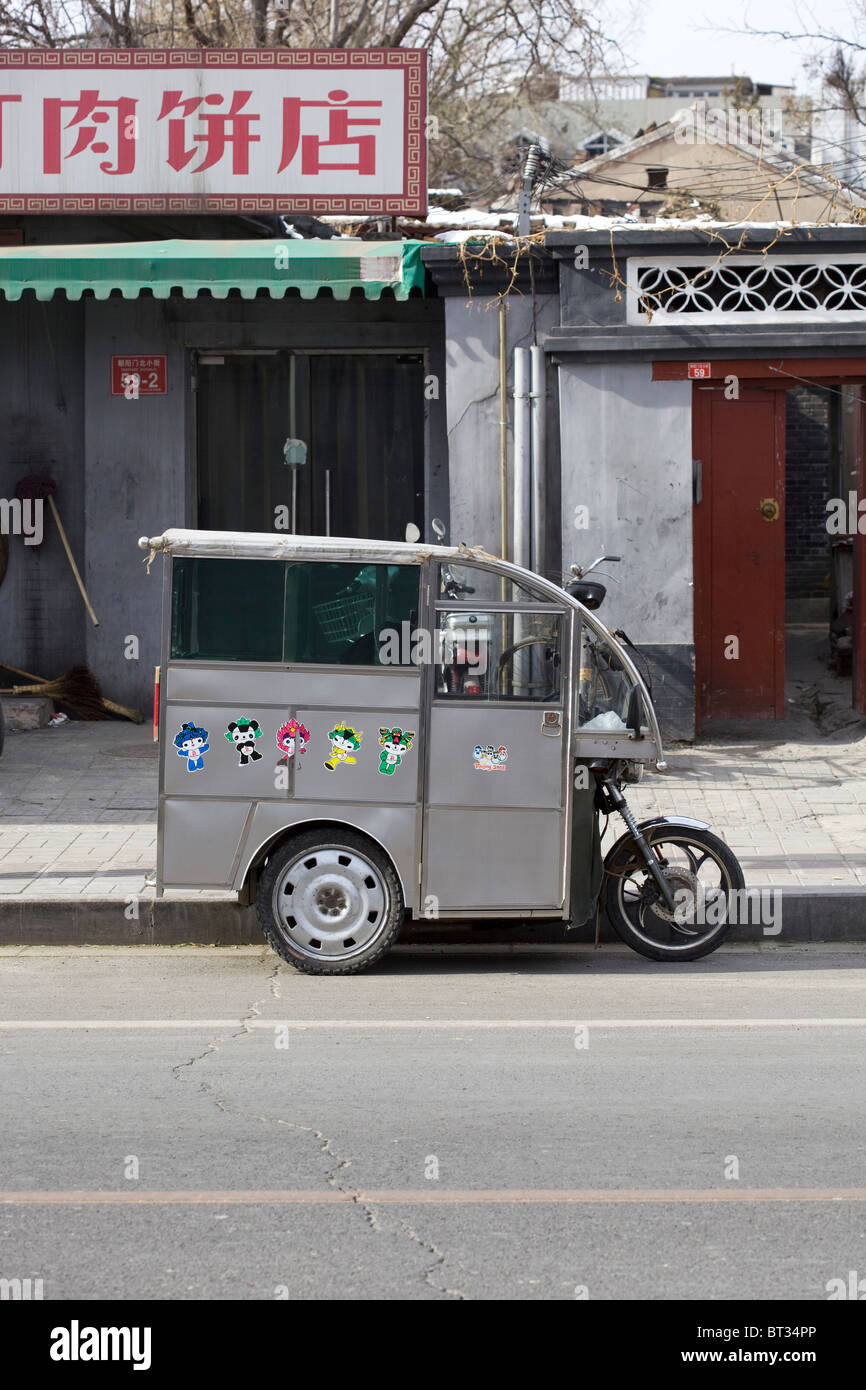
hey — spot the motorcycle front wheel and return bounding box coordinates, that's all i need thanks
[604,824,745,962]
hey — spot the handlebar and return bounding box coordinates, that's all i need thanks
[569,554,621,581]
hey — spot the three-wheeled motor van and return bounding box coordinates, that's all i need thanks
[141,529,745,974]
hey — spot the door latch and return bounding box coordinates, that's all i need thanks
[541,710,562,737]
[760,498,780,522]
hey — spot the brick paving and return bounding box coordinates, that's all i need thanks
[1,701,865,901]
[0,722,227,901]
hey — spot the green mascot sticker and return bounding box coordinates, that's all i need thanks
[378,727,414,775]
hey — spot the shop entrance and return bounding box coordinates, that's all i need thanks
[194,350,426,543]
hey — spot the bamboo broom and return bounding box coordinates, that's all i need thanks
[0,662,143,723]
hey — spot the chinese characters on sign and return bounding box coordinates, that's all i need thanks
[0,50,426,214]
[111,356,167,396]
[687,362,712,379]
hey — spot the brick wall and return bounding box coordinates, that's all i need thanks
[785,386,831,612]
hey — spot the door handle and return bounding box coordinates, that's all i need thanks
[541,710,562,737]
[760,498,780,522]
[692,459,702,504]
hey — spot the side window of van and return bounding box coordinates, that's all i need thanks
[171,558,285,662]
[434,609,563,702]
[284,561,420,665]
[171,558,420,665]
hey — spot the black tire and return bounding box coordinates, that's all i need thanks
[604,824,745,962]
[256,828,404,975]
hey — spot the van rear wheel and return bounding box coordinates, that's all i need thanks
[256,829,404,975]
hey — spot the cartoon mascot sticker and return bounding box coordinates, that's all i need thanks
[276,718,310,761]
[225,717,264,767]
[378,727,415,775]
[174,721,209,773]
[473,743,508,771]
[325,722,362,771]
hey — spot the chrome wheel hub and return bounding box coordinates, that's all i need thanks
[272,846,388,962]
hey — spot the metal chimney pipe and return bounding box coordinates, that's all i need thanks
[512,347,531,571]
[530,345,547,578]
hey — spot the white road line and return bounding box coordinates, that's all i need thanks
[2,1187,866,1205]
[0,1018,864,1030]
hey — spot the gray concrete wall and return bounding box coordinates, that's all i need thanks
[0,297,86,682]
[3,292,446,714]
[83,297,186,713]
[83,295,446,711]
[558,360,695,738]
[443,293,560,573]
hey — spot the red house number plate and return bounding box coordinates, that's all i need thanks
[111,356,167,396]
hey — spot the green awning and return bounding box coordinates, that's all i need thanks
[0,238,428,302]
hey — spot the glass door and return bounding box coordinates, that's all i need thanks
[195,351,425,542]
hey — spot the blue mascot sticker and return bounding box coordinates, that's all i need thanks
[174,721,209,773]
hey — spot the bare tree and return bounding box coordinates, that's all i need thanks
[732,3,866,171]
[0,0,617,198]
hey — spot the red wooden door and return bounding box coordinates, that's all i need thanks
[693,385,786,723]
[854,395,866,715]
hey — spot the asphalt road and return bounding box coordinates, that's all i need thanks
[1,943,865,1301]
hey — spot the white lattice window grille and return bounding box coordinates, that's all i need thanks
[626,254,866,325]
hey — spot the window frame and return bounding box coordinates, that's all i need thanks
[168,555,423,670]
[431,601,571,707]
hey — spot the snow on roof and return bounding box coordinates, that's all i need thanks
[314,203,866,241]
[427,214,866,241]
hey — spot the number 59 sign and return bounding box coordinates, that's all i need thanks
[111,355,167,396]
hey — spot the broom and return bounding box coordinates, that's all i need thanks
[15,474,99,626]
[0,662,143,723]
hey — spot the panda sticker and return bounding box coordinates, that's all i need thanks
[225,717,264,767]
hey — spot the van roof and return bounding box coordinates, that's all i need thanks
[139,528,474,565]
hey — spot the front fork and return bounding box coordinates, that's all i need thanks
[594,768,678,914]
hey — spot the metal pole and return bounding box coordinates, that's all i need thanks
[498,299,508,562]
[512,347,531,571]
[517,143,541,236]
[530,344,547,578]
[512,347,531,697]
[289,354,297,534]
[325,468,331,536]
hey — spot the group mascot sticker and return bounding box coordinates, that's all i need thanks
[473,743,508,771]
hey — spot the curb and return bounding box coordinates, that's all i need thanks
[0,886,864,946]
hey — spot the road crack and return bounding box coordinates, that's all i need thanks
[168,952,466,1295]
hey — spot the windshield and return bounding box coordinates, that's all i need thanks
[577,623,642,731]
[437,561,556,605]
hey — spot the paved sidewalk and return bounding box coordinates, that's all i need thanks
[1,706,865,902]
[0,722,229,902]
